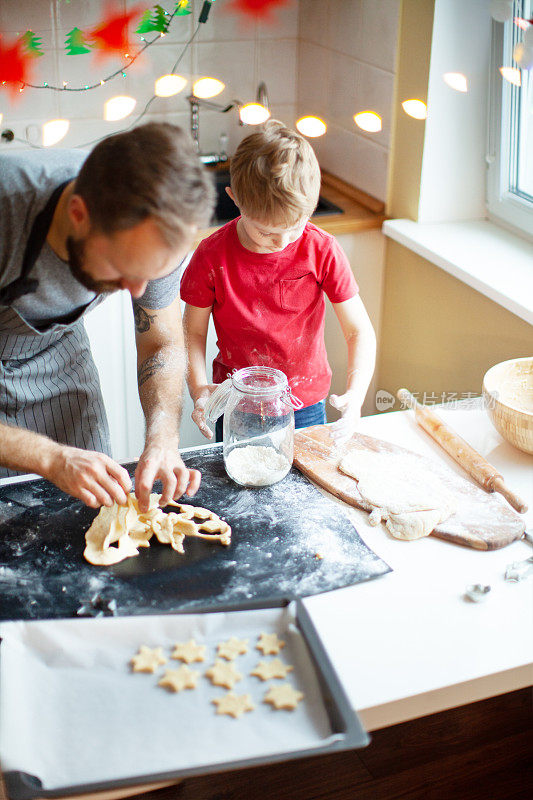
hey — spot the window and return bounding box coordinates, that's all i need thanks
[487,0,533,238]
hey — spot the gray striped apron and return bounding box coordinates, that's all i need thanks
[0,303,111,478]
[0,179,111,478]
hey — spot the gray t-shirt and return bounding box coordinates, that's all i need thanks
[0,149,183,328]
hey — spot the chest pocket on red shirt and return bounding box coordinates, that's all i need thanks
[279,274,318,311]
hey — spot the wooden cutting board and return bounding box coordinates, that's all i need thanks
[293,425,526,550]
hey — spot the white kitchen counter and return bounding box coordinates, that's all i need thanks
[0,406,531,739]
[0,405,531,800]
[302,406,533,732]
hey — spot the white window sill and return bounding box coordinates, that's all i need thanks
[382,219,533,326]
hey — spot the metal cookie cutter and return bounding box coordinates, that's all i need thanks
[76,593,117,618]
[505,529,533,582]
[464,584,491,603]
[504,557,533,582]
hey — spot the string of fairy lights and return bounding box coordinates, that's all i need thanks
[0,0,532,150]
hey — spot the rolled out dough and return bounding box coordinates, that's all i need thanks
[84,493,231,566]
[338,449,457,540]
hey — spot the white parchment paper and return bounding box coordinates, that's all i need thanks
[0,605,340,792]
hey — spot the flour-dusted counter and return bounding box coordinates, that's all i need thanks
[303,405,533,732]
[0,404,531,800]
[1,404,530,736]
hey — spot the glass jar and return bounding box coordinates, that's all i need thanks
[204,366,302,487]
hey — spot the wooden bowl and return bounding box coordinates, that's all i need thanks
[482,357,533,454]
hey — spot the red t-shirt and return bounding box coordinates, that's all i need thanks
[180,219,358,407]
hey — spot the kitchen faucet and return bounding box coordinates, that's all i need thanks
[187,94,242,165]
[256,81,269,112]
[187,81,270,166]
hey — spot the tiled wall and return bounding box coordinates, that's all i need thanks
[1,1,399,201]
[298,0,400,201]
[0,0,299,155]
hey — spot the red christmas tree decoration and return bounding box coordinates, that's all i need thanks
[226,0,292,21]
[88,3,144,60]
[0,35,33,99]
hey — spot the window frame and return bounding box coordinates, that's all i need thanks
[486,5,533,240]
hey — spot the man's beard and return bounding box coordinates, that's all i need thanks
[66,236,120,295]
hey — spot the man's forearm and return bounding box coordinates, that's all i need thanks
[0,422,60,476]
[137,344,186,442]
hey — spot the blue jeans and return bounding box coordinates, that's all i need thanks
[215,400,326,443]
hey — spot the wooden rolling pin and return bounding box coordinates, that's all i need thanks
[397,388,528,514]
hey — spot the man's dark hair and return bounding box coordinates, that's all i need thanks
[74,123,215,246]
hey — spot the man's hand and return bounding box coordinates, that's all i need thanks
[135,436,201,512]
[46,445,132,508]
[329,390,362,441]
[191,384,219,439]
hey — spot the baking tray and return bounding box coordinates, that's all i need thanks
[0,599,369,800]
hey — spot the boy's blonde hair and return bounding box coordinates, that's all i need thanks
[229,119,320,226]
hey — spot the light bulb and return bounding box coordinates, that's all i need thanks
[42,118,70,147]
[499,67,521,86]
[443,72,468,92]
[155,74,187,97]
[401,99,428,120]
[192,77,225,99]
[0,112,3,126]
[104,95,137,121]
[353,111,382,133]
[295,116,327,137]
[239,103,270,125]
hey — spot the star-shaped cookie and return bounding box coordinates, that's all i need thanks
[130,645,167,673]
[158,665,199,692]
[205,659,242,689]
[213,692,255,719]
[264,682,304,710]
[217,636,249,660]
[256,632,285,655]
[171,638,207,664]
[250,658,294,681]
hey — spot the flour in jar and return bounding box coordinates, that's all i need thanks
[225,445,291,487]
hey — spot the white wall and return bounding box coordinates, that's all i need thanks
[0,0,299,153]
[418,0,491,222]
[297,0,400,202]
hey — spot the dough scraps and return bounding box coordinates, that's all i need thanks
[84,492,231,566]
[264,683,304,710]
[216,637,249,660]
[130,645,167,673]
[338,449,457,540]
[251,658,294,681]
[205,659,243,689]
[171,639,207,664]
[158,665,199,692]
[212,692,255,719]
[256,632,285,655]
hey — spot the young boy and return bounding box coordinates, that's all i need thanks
[180,119,376,441]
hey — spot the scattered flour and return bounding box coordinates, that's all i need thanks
[225,445,291,487]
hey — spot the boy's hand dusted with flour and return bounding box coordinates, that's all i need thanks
[181,120,376,442]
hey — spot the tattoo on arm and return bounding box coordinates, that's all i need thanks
[133,304,157,334]
[138,353,165,388]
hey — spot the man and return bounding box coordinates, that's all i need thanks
[0,122,214,512]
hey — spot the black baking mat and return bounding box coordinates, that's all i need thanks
[0,446,390,621]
